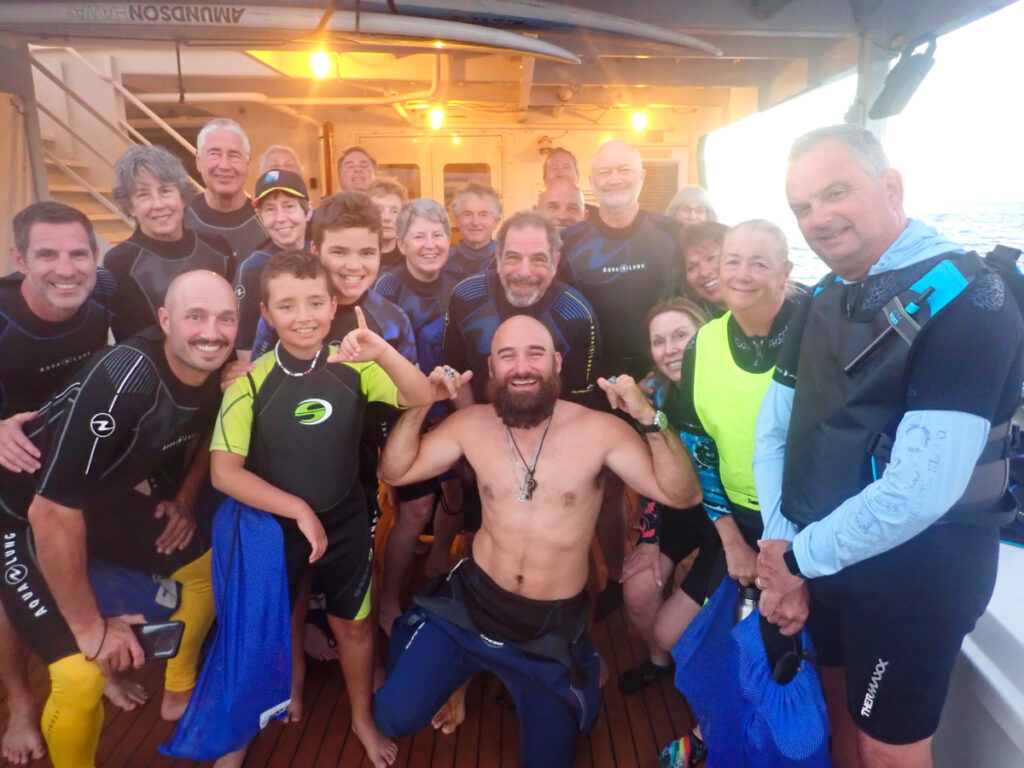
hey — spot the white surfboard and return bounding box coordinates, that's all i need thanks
[0,3,582,63]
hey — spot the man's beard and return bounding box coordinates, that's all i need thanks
[487,371,561,428]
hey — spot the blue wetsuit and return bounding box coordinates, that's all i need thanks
[232,242,281,352]
[441,270,600,404]
[374,265,459,377]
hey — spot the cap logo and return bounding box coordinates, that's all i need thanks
[265,170,280,182]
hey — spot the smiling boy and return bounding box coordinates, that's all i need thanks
[208,250,431,768]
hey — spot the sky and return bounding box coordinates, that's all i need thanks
[704,0,1024,226]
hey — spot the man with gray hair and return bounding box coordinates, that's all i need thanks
[558,139,679,618]
[442,210,599,406]
[445,182,502,280]
[755,123,1024,768]
[185,117,269,264]
[105,144,235,340]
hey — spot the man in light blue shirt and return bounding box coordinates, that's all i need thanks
[754,124,1024,768]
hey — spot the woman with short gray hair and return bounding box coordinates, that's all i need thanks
[103,145,234,340]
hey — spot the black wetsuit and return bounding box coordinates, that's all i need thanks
[232,242,281,352]
[0,270,115,418]
[212,342,399,617]
[443,241,495,282]
[558,211,677,380]
[103,228,235,341]
[184,196,269,265]
[441,270,600,404]
[380,244,404,274]
[0,328,220,663]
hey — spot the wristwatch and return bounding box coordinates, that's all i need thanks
[783,547,804,578]
[639,409,669,433]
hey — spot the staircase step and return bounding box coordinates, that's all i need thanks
[49,183,113,195]
[45,156,89,170]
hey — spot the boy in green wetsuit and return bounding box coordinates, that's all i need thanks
[209,250,432,768]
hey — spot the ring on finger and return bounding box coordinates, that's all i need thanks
[442,366,456,379]
[607,375,618,384]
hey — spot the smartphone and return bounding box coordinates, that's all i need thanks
[131,621,184,660]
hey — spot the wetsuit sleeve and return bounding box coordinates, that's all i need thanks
[251,318,275,359]
[440,307,470,374]
[753,381,799,542]
[790,275,1024,577]
[233,255,265,351]
[394,310,418,365]
[355,362,400,407]
[210,375,256,457]
[559,292,601,398]
[663,376,729,521]
[34,350,157,508]
[792,410,989,578]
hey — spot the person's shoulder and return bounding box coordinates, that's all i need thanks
[560,220,594,254]
[374,271,403,299]
[101,236,142,271]
[450,272,490,304]
[549,281,596,320]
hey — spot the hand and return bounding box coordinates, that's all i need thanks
[638,371,657,397]
[329,306,388,364]
[221,359,254,391]
[596,375,655,423]
[296,507,327,563]
[153,499,197,554]
[621,542,664,587]
[723,539,758,586]
[755,539,804,597]
[0,412,41,473]
[429,365,473,402]
[77,614,146,675]
[760,581,810,636]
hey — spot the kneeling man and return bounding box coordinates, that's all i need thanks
[374,315,700,767]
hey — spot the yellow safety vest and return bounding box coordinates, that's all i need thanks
[692,313,774,511]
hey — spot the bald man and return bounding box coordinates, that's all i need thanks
[0,271,237,768]
[557,140,681,616]
[374,316,700,767]
[536,180,585,232]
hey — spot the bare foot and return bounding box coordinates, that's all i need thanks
[430,684,467,735]
[598,653,609,689]
[302,622,338,661]
[104,674,149,711]
[378,594,402,637]
[212,745,249,768]
[352,719,398,768]
[284,657,304,723]
[1,704,46,766]
[160,687,193,721]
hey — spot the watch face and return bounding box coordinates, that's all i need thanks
[655,410,668,430]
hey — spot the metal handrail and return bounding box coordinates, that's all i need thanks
[43,148,133,227]
[119,120,153,147]
[61,46,198,156]
[29,56,134,148]
[36,102,116,171]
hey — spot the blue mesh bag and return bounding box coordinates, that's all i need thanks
[160,497,292,760]
[733,610,830,766]
[672,576,831,767]
[88,559,179,622]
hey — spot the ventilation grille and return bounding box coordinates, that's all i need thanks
[639,161,680,215]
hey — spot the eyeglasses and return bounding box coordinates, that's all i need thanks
[678,206,708,216]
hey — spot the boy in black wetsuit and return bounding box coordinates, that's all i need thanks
[209,251,431,768]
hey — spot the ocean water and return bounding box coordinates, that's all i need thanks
[785,201,1024,286]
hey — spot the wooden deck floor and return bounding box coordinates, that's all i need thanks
[0,599,693,768]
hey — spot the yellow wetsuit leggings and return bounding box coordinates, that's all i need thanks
[42,550,214,768]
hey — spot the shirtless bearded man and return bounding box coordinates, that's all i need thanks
[373,315,700,767]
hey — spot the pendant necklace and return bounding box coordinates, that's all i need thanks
[505,407,555,502]
[274,341,323,378]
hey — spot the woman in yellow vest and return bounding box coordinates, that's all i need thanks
[657,219,800,767]
[674,218,798,585]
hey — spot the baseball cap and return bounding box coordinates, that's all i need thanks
[253,168,309,206]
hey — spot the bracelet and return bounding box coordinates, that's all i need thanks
[84,619,107,662]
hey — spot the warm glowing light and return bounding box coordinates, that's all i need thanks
[310,50,331,79]
[429,107,444,129]
[452,135,460,145]
[432,41,445,49]
[630,111,648,133]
